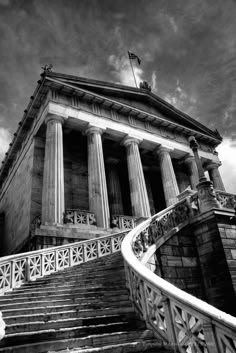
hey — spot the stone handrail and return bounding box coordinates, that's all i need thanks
[0,230,128,296]
[121,198,236,353]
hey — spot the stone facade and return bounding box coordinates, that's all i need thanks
[0,71,225,255]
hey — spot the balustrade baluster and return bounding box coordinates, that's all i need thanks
[162,298,178,352]
[203,322,220,353]
[41,253,45,277]
[10,260,15,289]
[69,247,73,267]
[55,250,58,272]
[25,257,30,282]
[139,280,148,321]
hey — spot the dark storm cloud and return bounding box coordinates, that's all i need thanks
[0,0,236,144]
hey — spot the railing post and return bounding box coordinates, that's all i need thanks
[139,280,148,320]
[0,311,5,341]
[69,247,73,267]
[10,260,15,289]
[55,250,58,272]
[202,321,220,353]
[41,253,45,277]
[25,256,30,282]
[162,297,178,353]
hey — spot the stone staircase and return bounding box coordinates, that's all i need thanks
[0,252,170,353]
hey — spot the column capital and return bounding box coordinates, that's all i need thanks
[155,146,173,157]
[86,126,104,136]
[44,114,65,125]
[206,162,222,171]
[121,136,141,147]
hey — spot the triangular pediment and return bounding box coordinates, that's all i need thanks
[44,71,221,142]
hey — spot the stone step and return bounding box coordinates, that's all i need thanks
[0,289,128,305]
[1,320,146,347]
[28,273,125,285]
[1,300,133,316]
[6,313,141,334]
[51,264,124,275]
[0,329,155,353]
[48,338,165,353]
[0,295,130,311]
[3,285,125,297]
[3,307,135,325]
[44,267,125,280]
[20,278,126,288]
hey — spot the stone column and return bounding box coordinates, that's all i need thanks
[156,147,179,207]
[86,126,110,228]
[106,158,124,216]
[122,137,151,217]
[208,163,225,191]
[41,115,65,225]
[184,155,199,190]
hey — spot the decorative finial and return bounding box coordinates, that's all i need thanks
[41,64,53,73]
[139,81,151,91]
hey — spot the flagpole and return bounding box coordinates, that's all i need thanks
[128,54,138,88]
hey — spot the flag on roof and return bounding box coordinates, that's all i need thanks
[128,51,141,65]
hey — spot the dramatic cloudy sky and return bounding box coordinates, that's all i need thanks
[0,0,236,192]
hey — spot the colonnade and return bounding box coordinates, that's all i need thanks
[41,114,225,227]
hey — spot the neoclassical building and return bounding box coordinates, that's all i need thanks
[0,70,225,255]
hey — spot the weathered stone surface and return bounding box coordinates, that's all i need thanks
[0,143,34,255]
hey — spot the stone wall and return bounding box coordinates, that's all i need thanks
[155,226,205,300]
[0,142,34,255]
[30,136,45,222]
[193,211,236,315]
[218,222,236,305]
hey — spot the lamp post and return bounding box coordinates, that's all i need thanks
[189,136,221,213]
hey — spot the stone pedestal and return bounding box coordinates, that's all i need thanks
[106,158,124,216]
[185,155,199,190]
[86,126,110,228]
[41,115,65,225]
[208,163,225,191]
[197,180,221,213]
[156,147,179,207]
[122,137,151,217]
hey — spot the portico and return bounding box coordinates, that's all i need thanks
[0,71,225,254]
[39,103,223,234]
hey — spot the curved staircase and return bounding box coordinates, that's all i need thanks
[1,191,236,352]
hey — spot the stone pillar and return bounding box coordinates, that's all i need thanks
[86,126,110,228]
[184,155,199,190]
[41,115,65,225]
[106,158,124,215]
[208,163,225,191]
[122,137,151,217]
[156,147,179,207]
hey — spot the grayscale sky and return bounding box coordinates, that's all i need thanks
[0,0,236,191]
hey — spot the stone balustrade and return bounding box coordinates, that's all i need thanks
[190,190,236,213]
[111,215,136,230]
[215,190,236,209]
[0,230,128,296]
[121,200,236,353]
[63,209,97,226]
